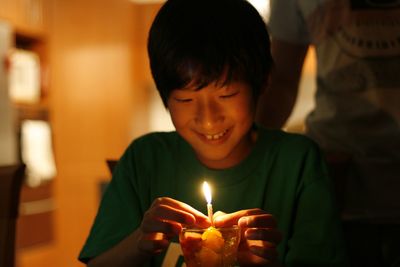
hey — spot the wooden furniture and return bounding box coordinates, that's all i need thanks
[106,159,118,174]
[0,164,25,267]
[1,0,55,250]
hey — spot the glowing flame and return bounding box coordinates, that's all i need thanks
[202,181,212,204]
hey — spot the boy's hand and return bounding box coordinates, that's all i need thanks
[137,197,210,256]
[214,209,283,266]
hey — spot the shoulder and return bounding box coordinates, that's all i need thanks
[259,128,327,182]
[275,130,324,167]
[111,132,181,188]
[261,127,320,155]
[128,131,180,152]
[117,131,180,167]
[276,131,329,184]
[282,131,320,153]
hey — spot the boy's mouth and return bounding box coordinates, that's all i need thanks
[204,129,229,140]
[199,128,231,142]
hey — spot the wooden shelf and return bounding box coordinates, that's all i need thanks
[14,102,50,122]
[17,180,55,249]
[14,26,46,41]
[1,0,55,251]
[15,31,46,49]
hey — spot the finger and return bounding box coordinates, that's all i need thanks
[138,232,170,255]
[237,241,273,266]
[149,204,196,225]
[151,197,209,226]
[238,251,271,266]
[214,208,265,227]
[238,213,277,229]
[249,243,279,262]
[151,197,207,219]
[213,211,226,219]
[141,219,182,236]
[245,228,283,244]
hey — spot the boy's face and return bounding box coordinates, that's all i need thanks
[168,80,257,169]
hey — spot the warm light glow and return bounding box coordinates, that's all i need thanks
[247,0,270,20]
[128,0,271,21]
[203,181,212,204]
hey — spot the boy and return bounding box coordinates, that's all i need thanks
[79,0,347,266]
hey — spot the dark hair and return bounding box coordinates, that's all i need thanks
[148,0,272,107]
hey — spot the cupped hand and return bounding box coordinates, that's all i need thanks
[136,197,210,256]
[213,209,282,266]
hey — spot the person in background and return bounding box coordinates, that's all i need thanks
[257,1,400,266]
[78,0,347,266]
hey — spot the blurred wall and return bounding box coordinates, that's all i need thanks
[16,1,161,266]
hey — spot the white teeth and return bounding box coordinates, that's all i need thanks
[205,129,228,140]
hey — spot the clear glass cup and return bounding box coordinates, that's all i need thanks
[179,226,241,267]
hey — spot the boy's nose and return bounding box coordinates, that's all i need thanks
[195,99,224,129]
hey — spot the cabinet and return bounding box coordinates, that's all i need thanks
[1,0,54,249]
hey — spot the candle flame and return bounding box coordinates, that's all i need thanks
[202,181,212,204]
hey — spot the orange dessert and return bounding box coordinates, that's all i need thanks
[179,226,240,267]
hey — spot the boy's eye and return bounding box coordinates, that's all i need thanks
[174,97,192,103]
[220,92,239,99]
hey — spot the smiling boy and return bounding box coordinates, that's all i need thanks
[78,0,347,266]
[169,79,256,170]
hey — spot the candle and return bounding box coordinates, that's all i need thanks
[202,181,214,226]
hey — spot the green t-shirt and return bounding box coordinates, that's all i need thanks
[79,127,347,266]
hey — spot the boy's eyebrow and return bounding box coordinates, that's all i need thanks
[175,83,235,93]
[174,68,239,92]
[174,82,206,91]
[173,86,198,92]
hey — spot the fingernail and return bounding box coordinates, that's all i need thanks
[249,245,262,254]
